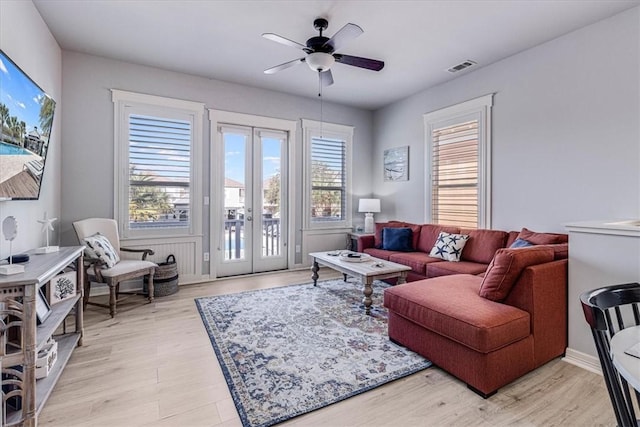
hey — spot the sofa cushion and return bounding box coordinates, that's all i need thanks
[479,246,555,302]
[516,227,566,245]
[459,229,508,264]
[384,275,531,353]
[426,261,490,278]
[429,231,469,262]
[382,227,413,251]
[416,225,460,253]
[389,252,442,275]
[363,248,401,260]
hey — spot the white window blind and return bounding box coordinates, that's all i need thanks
[128,113,191,229]
[431,119,479,229]
[311,136,346,222]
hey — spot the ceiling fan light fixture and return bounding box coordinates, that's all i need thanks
[306,52,335,72]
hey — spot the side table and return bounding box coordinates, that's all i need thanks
[348,232,375,251]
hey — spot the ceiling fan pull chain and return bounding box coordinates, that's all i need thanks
[318,71,323,138]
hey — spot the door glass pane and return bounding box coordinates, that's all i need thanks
[261,136,281,257]
[223,132,247,260]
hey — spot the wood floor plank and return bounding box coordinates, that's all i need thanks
[39,269,615,426]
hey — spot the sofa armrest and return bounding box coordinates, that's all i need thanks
[357,235,376,252]
[503,259,568,365]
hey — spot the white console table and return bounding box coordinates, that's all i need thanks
[0,246,84,426]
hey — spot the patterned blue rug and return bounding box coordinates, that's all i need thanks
[195,278,432,427]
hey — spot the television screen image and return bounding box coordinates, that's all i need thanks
[0,49,56,200]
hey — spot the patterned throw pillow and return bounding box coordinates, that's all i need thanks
[429,231,470,262]
[82,233,120,268]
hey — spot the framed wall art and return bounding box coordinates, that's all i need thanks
[383,146,409,181]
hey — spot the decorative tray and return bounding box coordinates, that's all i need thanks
[339,253,371,263]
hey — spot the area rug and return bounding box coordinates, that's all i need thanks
[195,278,432,427]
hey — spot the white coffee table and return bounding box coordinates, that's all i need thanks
[309,251,411,315]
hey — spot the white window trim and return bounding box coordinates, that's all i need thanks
[423,94,493,228]
[112,89,204,239]
[302,119,354,230]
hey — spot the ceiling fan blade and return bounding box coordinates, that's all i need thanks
[262,33,308,51]
[320,69,334,87]
[323,23,363,52]
[334,54,384,71]
[264,58,305,74]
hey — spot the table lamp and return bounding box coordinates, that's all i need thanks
[358,198,381,234]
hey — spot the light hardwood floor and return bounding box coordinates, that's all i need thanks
[40,269,615,426]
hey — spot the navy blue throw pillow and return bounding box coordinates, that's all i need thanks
[510,238,534,248]
[382,227,413,252]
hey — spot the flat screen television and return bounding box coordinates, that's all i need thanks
[0,49,56,200]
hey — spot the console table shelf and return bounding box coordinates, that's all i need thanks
[0,246,84,427]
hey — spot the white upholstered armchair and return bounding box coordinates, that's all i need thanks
[73,218,157,318]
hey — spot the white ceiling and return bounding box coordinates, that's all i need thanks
[34,0,639,110]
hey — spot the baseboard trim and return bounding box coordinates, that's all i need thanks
[563,347,602,375]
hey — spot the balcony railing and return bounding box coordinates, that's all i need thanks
[224,217,281,260]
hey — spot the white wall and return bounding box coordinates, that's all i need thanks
[373,7,640,232]
[0,0,62,258]
[372,7,640,360]
[59,51,374,272]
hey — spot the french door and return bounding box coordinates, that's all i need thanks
[215,125,288,277]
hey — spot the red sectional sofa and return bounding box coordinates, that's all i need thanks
[356,222,568,397]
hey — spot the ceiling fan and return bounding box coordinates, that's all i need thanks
[262,18,385,87]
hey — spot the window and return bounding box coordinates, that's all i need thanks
[302,119,353,229]
[112,90,204,238]
[424,94,493,229]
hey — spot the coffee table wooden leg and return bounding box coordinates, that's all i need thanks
[398,272,408,285]
[311,259,319,286]
[363,278,374,315]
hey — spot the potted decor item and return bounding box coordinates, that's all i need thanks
[144,254,178,297]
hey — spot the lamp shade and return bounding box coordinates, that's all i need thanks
[358,198,381,213]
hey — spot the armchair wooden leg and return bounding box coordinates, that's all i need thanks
[147,272,155,303]
[108,282,117,318]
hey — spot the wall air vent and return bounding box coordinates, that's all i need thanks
[447,60,477,73]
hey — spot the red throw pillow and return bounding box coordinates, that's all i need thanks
[479,246,555,301]
[516,227,564,245]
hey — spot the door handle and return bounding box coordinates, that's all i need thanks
[246,216,253,221]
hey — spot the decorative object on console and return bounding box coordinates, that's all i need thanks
[383,145,409,181]
[49,270,76,305]
[35,211,59,254]
[358,198,380,233]
[35,287,51,324]
[0,216,25,275]
[35,338,57,379]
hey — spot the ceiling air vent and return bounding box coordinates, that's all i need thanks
[447,60,477,73]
